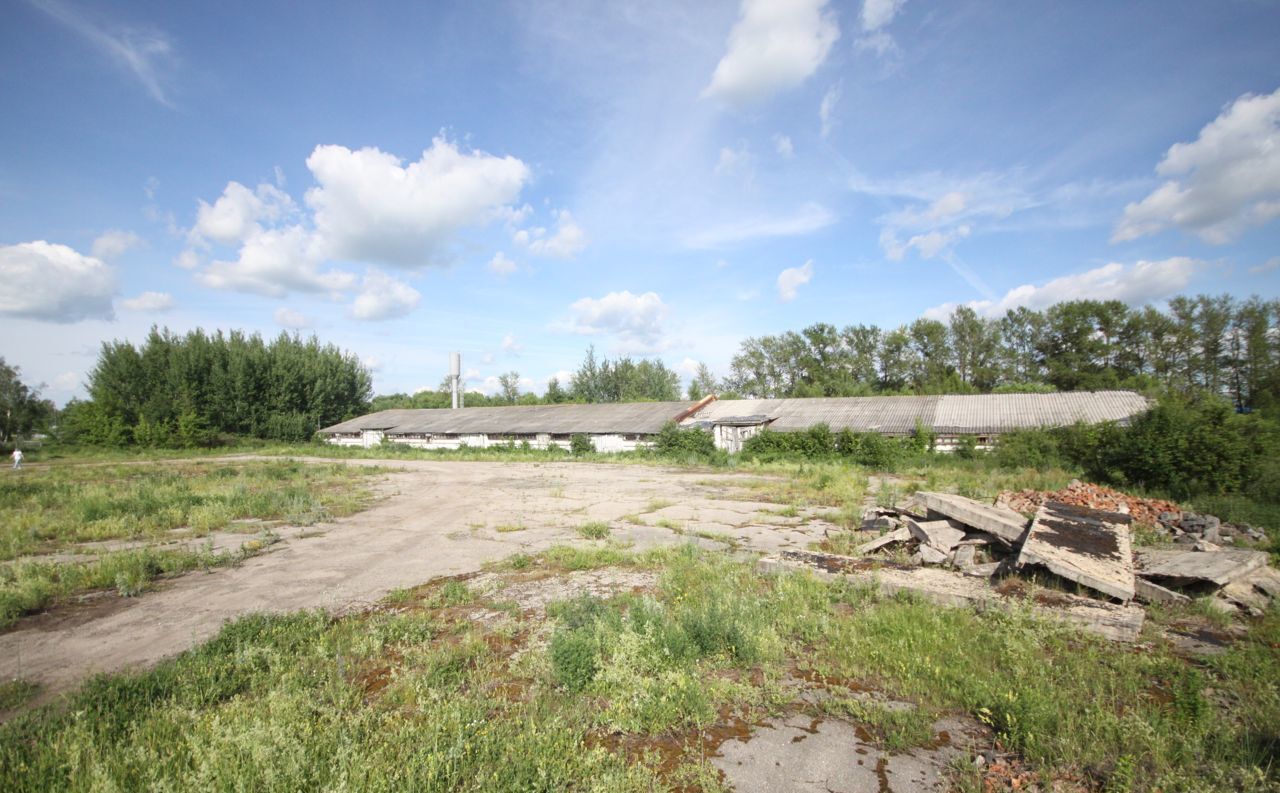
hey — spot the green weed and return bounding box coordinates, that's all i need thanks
[577,522,610,540]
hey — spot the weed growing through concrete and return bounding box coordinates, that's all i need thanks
[577,522,611,540]
[643,499,674,513]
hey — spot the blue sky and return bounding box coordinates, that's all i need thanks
[2,0,1278,405]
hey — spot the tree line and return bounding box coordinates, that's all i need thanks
[63,328,372,446]
[372,346,685,411]
[720,295,1280,412]
[13,292,1279,449]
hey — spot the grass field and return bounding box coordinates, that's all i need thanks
[1,544,1275,791]
[0,459,383,627]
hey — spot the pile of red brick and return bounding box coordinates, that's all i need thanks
[997,480,1180,526]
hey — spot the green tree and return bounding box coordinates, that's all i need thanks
[545,377,569,404]
[498,371,522,404]
[686,363,718,401]
[0,358,54,444]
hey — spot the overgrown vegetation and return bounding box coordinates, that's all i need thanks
[0,460,381,626]
[2,546,1276,790]
[61,327,372,447]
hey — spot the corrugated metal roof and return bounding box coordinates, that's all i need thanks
[930,391,1151,434]
[321,391,1151,438]
[319,401,693,435]
[321,410,418,433]
[688,396,939,434]
[685,391,1149,435]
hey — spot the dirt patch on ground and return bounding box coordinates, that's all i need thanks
[0,459,821,701]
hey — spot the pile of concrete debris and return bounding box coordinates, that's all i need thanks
[767,490,1278,642]
[998,481,1270,546]
[853,492,1279,616]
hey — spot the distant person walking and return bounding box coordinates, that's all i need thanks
[11,449,22,470]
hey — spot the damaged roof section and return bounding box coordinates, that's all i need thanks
[687,391,1150,435]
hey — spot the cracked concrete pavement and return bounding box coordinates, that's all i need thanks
[1,458,835,698]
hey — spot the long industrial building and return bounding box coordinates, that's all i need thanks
[319,391,1151,453]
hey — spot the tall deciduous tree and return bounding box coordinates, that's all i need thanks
[498,372,522,404]
[0,358,54,443]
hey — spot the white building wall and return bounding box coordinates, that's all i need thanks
[325,432,653,453]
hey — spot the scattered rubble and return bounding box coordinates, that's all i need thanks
[998,481,1269,545]
[761,550,1146,642]
[914,492,1028,546]
[788,487,1280,641]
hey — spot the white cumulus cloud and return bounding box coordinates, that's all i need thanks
[274,307,310,328]
[182,137,532,298]
[196,225,354,298]
[0,241,115,322]
[703,0,839,106]
[348,269,421,321]
[923,258,1200,319]
[488,252,518,276]
[119,291,173,312]
[501,333,523,354]
[91,229,141,260]
[513,210,587,259]
[777,260,814,302]
[562,290,670,349]
[1114,87,1280,244]
[307,137,530,266]
[189,181,296,247]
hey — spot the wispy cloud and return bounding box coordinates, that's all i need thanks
[27,0,178,106]
[923,258,1200,320]
[685,202,836,249]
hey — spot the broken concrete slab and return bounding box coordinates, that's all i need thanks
[1221,580,1268,615]
[957,532,998,546]
[917,544,948,565]
[964,561,1003,578]
[1016,501,1135,602]
[914,492,1029,546]
[853,526,910,555]
[1134,578,1191,605]
[1134,548,1269,588]
[952,544,977,570]
[761,550,1145,642]
[906,518,967,552]
[1246,566,1280,599]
